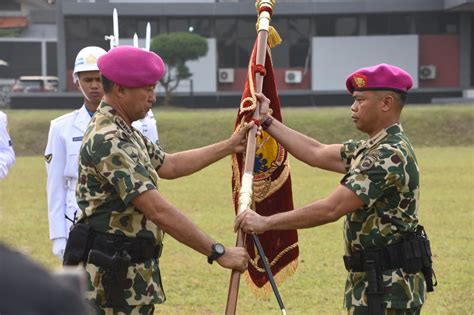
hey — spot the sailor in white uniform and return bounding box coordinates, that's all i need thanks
[45,46,159,260]
[0,110,15,179]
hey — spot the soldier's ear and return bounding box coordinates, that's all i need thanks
[381,94,394,112]
[114,84,126,97]
[75,80,81,92]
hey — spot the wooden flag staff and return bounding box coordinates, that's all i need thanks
[225,1,286,314]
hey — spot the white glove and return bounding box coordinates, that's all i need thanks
[52,238,67,261]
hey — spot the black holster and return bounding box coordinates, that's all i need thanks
[364,258,384,315]
[411,225,437,292]
[88,249,131,306]
[343,225,437,314]
[63,223,94,266]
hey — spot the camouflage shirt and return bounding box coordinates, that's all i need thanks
[77,102,166,306]
[340,124,426,309]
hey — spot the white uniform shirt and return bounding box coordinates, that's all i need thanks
[44,105,159,240]
[0,111,15,179]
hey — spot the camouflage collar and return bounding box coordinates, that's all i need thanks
[366,123,403,148]
[98,101,135,137]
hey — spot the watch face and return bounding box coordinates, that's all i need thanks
[214,243,225,255]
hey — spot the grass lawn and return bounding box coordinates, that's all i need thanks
[0,106,473,314]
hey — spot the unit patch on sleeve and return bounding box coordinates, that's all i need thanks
[44,153,53,163]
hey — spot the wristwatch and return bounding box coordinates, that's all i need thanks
[207,243,225,264]
[261,116,274,130]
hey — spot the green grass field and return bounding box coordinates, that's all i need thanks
[0,105,473,314]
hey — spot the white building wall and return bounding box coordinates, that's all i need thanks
[312,35,419,91]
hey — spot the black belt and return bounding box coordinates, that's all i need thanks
[90,232,163,264]
[343,235,431,274]
[344,241,405,272]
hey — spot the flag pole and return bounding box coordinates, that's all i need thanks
[225,1,286,314]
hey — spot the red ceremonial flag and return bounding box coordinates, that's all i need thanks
[231,39,299,289]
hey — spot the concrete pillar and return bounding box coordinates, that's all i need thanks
[41,40,47,76]
[56,0,67,91]
[358,14,367,35]
[459,13,471,88]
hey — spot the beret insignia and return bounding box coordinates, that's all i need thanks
[353,74,368,88]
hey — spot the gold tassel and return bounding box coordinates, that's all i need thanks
[254,24,283,49]
[268,26,282,48]
[244,258,299,299]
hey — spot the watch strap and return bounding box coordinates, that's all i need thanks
[261,116,274,130]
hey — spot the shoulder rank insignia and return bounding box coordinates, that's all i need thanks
[360,155,376,171]
[44,153,53,163]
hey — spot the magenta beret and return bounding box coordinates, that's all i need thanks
[97,45,165,88]
[346,63,413,94]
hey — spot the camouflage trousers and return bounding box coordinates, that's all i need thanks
[89,302,155,315]
[347,305,422,315]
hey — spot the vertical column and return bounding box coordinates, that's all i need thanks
[41,40,47,76]
[358,14,367,35]
[56,0,67,91]
[459,13,471,88]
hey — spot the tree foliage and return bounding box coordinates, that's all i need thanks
[150,32,208,105]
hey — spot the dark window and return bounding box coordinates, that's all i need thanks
[315,16,335,36]
[289,42,308,68]
[168,19,188,33]
[415,13,442,34]
[267,17,311,67]
[443,13,459,34]
[0,0,20,10]
[0,42,41,78]
[168,18,210,36]
[237,38,255,67]
[47,42,57,76]
[189,18,211,37]
[88,18,108,40]
[335,16,358,36]
[216,18,238,68]
[367,14,389,34]
[117,18,137,39]
[368,14,412,35]
[138,20,158,37]
[66,18,89,40]
[237,18,257,39]
[217,41,236,68]
[414,13,459,35]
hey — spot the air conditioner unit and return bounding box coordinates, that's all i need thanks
[285,70,302,84]
[419,65,436,80]
[218,68,234,83]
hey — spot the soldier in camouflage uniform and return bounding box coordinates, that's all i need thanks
[235,64,433,314]
[67,46,250,315]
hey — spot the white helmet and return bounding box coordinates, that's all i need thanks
[73,46,107,83]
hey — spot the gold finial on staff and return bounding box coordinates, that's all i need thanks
[256,0,275,32]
